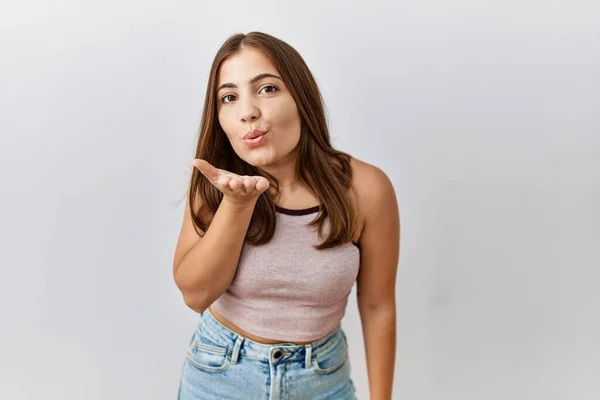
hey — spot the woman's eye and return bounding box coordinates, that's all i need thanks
[260,85,279,94]
[222,94,236,103]
[221,85,278,104]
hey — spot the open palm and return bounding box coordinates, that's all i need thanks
[193,159,270,205]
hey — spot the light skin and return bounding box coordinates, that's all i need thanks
[194,46,399,399]
[195,45,313,207]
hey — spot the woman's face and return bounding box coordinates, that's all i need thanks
[216,47,302,168]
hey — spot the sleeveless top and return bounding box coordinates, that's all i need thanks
[211,205,361,342]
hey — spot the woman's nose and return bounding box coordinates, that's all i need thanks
[239,99,260,122]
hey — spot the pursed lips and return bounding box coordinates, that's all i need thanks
[242,129,268,140]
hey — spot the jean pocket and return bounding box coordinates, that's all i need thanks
[312,340,348,375]
[185,330,231,373]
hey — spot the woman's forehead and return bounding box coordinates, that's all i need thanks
[218,48,278,85]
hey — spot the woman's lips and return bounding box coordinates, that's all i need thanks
[243,131,268,148]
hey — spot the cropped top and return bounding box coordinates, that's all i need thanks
[211,205,361,342]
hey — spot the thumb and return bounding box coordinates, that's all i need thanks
[193,159,220,182]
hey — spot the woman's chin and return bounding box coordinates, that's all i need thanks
[243,154,274,168]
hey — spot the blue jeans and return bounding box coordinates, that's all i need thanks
[177,307,358,399]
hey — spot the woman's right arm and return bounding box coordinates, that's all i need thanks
[172,194,257,313]
[172,159,270,313]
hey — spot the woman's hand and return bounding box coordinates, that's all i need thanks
[193,159,270,207]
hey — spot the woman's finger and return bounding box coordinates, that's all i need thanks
[241,176,255,194]
[217,175,232,190]
[228,176,243,191]
[255,177,270,193]
[193,159,220,182]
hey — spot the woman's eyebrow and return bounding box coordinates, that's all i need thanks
[217,73,282,92]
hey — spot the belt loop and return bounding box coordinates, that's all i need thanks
[304,344,312,369]
[231,335,244,364]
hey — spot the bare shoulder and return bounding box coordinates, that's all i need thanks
[349,157,398,240]
[350,156,396,212]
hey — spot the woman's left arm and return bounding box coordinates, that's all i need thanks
[355,164,400,400]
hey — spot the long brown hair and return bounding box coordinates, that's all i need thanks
[189,31,357,250]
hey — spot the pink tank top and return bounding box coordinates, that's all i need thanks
[211,205,361,342]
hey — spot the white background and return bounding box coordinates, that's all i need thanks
[1,1,599,399]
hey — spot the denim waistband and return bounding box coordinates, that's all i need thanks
[196,307,345,368]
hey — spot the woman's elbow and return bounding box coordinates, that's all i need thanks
[181,290,210,313]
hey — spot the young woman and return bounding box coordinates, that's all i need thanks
[173,31,400,400]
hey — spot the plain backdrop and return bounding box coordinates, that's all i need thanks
[1,1,599,399]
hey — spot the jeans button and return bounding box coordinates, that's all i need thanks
[273,350,282,359]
